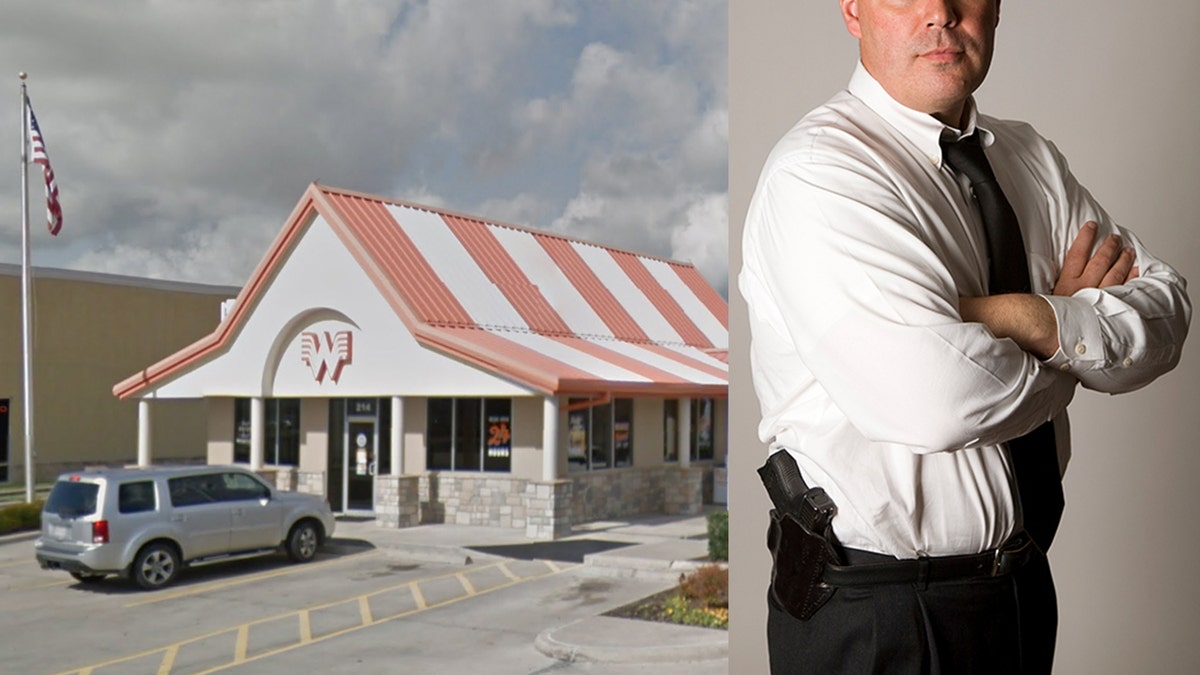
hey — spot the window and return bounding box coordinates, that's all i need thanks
[233,398,301,465]
[692,398,715,462]
[663,398,716,462]
[427,399,453,470]
[118,481,157,514]
[169,475,220,507]
[663,400,679,463]
[44,481,99,517]
[220,472,271,501]
[614,399,634,467]
[426,398,512,472]
[568,398,634,472]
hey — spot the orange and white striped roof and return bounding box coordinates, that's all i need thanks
[115,183,727,399]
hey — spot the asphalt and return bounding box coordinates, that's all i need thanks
[3,509,728,666]
[326,510,729,665]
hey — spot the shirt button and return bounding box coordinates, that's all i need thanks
[1074,343,1087,356]
[1123,356,1134,367]
[1059,363,1071,371]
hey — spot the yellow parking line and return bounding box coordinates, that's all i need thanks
[410,580,427,610]
[456,572,476,595]
[358,595,373,625]
[0,558,33,569]
[156,644,178,675]
[234,624,249,663]
[496,561,520,581]
[190,561,576,674]
[19,578,71,590]
[543,559,563,573]
[298,609,312,643]
[125,548,382,607]
[49,559,577,675]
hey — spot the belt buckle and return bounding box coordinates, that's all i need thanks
[991,532,1033,576]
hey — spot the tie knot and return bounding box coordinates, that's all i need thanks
[941,132,996,187]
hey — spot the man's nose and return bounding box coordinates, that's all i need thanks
[922,0,961,28]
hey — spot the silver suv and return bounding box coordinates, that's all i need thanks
[35,465,336,590]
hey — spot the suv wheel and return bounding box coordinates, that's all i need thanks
[132,543,179,589]
[286,521,320,562]
[69,572,106,584]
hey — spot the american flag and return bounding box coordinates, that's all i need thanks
[26,99,62,236]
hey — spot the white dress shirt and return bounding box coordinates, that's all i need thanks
[740,63,1191,558]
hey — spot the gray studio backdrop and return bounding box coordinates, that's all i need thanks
[729,2,1200,673]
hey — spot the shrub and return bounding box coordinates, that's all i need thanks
[0,501,43,535]
[706,509,728,561]
[680,564,728,608]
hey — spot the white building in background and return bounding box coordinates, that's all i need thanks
[114,184,728,539]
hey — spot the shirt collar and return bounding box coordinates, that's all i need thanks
[846,62,995,168]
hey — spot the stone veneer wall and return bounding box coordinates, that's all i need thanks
[525,480,572,540]
[296,470,326,497]
[571,465,708,521]
[410,465,708,539]
[374,475,420,528]
[419,473,530,528]
[261,466,297,492]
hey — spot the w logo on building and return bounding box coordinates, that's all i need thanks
[300,331,354,384]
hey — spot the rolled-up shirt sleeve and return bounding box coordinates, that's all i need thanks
[742,156,1077,454]
[1037,143,1191,393]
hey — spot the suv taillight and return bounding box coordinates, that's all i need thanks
[92,520,109,544]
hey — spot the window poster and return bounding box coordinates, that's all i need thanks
[568,409,588,464]
[614,421,630,448]
[486,412,511,458]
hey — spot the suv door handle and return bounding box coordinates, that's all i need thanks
[172,514,186,522]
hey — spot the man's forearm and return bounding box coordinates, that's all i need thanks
[958,294,1059,360]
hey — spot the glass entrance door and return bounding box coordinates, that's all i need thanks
[346,420,376,512]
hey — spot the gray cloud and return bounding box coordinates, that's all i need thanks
[1,0,727,295]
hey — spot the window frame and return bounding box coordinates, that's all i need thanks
[426,397,513,473]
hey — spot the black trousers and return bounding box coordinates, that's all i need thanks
[767,550,1057,674]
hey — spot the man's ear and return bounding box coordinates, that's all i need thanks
[840,0,863,39]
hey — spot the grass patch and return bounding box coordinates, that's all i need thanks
[0,501,42,535]
[605,564,728,630]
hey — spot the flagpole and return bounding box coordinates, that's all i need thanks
[18,72,34,503]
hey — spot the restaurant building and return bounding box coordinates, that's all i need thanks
[114,184,728,538]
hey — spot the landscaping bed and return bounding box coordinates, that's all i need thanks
[605,564,729,630]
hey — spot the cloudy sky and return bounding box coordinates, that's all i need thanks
[2,0,728,295]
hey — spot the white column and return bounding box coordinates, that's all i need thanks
[250,397,265,470]
[542,395,560,481]
[391,396,404,475]
[677,398,692,468]
[137,399,152,467]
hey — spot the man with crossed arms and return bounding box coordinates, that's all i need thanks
[740,0,1191,672]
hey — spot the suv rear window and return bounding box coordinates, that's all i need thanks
[118,481,157,513]
[44,481,100,518]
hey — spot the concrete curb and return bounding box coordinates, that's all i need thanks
[581,552,709,581]
[328,537,504,566]
[534,616,728,664]
[0,530,39,545]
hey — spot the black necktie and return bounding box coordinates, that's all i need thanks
[942,132,1064,552]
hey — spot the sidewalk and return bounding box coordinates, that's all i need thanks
[329,509,729,666]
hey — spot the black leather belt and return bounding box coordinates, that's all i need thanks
[822,532,1038,587]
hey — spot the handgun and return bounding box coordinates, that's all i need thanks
[757,450,837,534]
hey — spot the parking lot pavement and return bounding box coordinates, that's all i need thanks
[0,509,728,673]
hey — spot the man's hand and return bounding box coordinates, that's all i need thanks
[959,222,1138,359]
[1052,221,1138,296]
